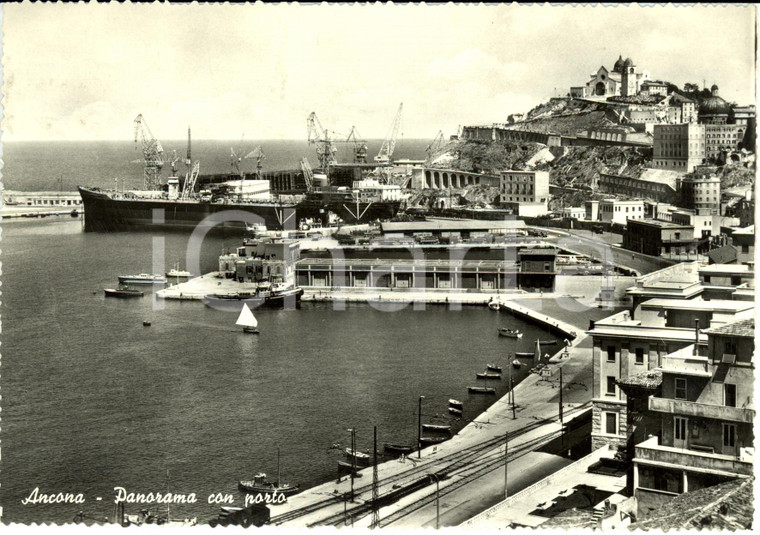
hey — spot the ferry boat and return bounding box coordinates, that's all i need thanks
[166,262,192,278]
[118,273,167,285]
[203,284,303,310]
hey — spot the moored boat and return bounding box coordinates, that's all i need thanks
[104,288,144,298]
[422,424,451,433]
[515,352,534,359]
[476,372,502,380]
[512,359,522,368]
[383,443,416,455]
[118,273,167,285]
[238,473,300,497]
[488,301,500,311]
[448,399,463,408]
[539,340,558,346]
[337,460,364,476]
[486,364,503,373]
[448,407,463,416]
[468,386,497,395]
[344,448,371,466]
[498,328,523,338]
[166,262,192,278]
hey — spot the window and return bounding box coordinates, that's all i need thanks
[724,341,737,355]
[742,245,749,254]
[635,347,645,365]
[607,346,616,362]
[604,412,617,435]
[675,378,687,400]
[723,424,736,448]
[606,376,616,396]
[725,384,737,407]
[674,417,688,441]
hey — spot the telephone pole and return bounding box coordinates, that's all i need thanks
[371,426,379,528]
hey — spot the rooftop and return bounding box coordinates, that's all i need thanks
[616,370,663,390]
[707,245,738,264]
[380,220,525,233]
[629,218,693,229]
[704,317,755,338]
[639,298,754,313]
[699,264,752,274]
[732,224,755,236]
[631,477,753,531]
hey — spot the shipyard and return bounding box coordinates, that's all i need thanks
[1,3,757,531]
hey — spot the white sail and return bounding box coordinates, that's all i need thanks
[236,304,258,328]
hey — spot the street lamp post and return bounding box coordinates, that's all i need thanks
[418,396,425,459]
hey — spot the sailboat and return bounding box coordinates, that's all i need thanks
[236,304,259,334]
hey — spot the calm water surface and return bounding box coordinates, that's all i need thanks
[1,218,551,523]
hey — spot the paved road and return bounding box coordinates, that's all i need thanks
[540,227,673,275]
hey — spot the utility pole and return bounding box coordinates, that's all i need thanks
[372,426,379,529]
[350,428,356,502]
[504,431,509,500]
[559,367,564,427]
[511,377,517,420]
[418,396,425,459]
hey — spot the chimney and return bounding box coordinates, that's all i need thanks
[694,319,700,355]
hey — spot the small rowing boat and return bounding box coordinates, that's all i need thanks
[476,372,502,380]
[448,399,463,408]
[512,360,522,368]
[486,364,503,373]
[420,436,449,445]
[468,386,497,395]
[539,340,558,346]
[104,288,144,298]
[384,443,415,455]
[448,407,463,416]
[515,352,534,359]
[498,328,523,338]
[422,424,451,433]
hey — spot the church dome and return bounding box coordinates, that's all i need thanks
[711,84,719,92]
[700,95,731,116]
[623,57,634,67]
[613,55,625,73]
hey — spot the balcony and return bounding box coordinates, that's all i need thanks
[649,396,755,423]
[659,353,711,377]
[635,436,754,477]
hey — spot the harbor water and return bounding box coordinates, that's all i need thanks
[0,217,556,523]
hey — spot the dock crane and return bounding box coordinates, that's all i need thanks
[374,103,403,164]
[244,146,265,180]
[134,114,166,190]
[307,112,339,171]
[425,130,445,160]
[300,157,314,191]
[346,126,368,163]
[181,161,201,200]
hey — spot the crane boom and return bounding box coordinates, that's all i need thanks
[244,146,265,180]
[133,114,166,190]
[375,103,403,164]
[307,112,338,171]
[425,130,446,164]
[300,157,314,191]
[181,161,201,200]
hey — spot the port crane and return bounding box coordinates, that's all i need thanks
[134,114,167,190]
[244,146,265,180]
[300,157,314,191]
[181,161,201,200]
[346,126,368,163]
[374,103,403,164]
[307,112,339,171]
[425,130,446,164]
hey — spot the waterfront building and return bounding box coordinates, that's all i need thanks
[351,179,403,201]
[622,219,698,259]
[4,190,83,207]
[652,123,706,172]
[632,317,755,515]
[517,248,558,291]
[380,219,526,238]
[698,85,731,124]
[218,238,300,286]
[598,199,645,226]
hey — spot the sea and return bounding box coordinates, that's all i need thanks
[1,140,552,524]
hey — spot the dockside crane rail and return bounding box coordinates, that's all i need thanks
[374,103,403,164]
[134,113,166,190]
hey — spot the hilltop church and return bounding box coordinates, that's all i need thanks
[571,55,650,98]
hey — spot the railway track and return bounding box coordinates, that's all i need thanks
[271,403,590,527]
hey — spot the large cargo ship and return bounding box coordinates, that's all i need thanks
[78,186,298,232]
[78,185,402,232]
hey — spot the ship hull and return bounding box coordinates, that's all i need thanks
[295,194,401,225]
[78,187,297,232]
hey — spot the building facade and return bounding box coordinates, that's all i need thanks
[678,173,721,215]
[633,318,755,515]
[652,123,706,172]
[499,170,550,207]
[623,219,698,258]
[599,174,677,203]
[704,124,746,161]
[598,199,646,226]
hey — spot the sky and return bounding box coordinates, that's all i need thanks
[1,4,756,142]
